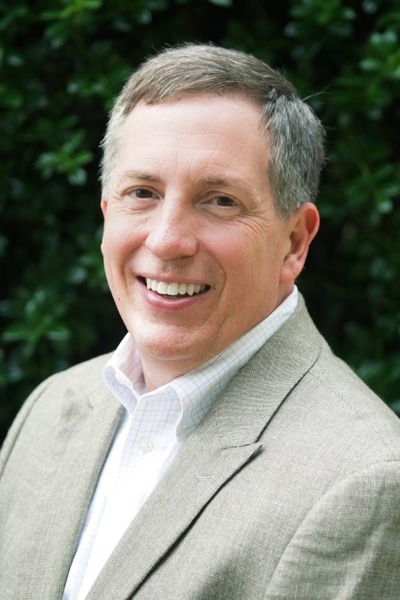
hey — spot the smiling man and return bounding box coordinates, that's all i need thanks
[1,44,400,600]
[100,93,318,388]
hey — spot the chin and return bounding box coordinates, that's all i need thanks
[133,323,194,353]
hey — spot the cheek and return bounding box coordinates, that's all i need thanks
[101,232,129,293]
[215,240,260,297]
[102,219,139,261]
[234,232,285,288]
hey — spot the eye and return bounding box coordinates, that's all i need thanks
[130,188,157,199]
[210,196,237,207]
[202,194,243,219]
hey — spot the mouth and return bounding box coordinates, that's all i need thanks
[141,277,210,299]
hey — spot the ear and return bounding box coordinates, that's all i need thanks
[101,195,108,217]
[100,196,108,255]
[280,202,320,285]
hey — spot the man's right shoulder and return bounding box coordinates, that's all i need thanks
[26,351,116,411]
[0,352,117,469]
[52,352,114,385]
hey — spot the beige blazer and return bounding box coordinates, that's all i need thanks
[1,296,400,599]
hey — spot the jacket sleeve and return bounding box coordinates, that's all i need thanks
[265,461,400,599]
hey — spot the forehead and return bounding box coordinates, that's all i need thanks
[116,94,270,177]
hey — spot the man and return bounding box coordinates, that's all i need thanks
[1,44,400,599]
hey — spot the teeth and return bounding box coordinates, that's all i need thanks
[146,278,207,297]
[156,281,168,295]
[167,283,179,295]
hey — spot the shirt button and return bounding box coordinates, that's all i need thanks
[139,438,154,453]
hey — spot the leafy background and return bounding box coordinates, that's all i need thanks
[1,0,399,441]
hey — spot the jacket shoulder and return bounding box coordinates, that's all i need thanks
[0,352,115,472]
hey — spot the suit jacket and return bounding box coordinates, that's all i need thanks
[1,296,400,599]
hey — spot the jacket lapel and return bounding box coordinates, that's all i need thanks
[87,297,322,600]
[87,418,263,600]
[30,374,122,598]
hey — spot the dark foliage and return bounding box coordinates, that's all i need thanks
[1,0,399,441]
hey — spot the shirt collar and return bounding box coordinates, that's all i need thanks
[104,287,298,433]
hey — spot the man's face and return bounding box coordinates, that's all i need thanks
[101,94,307,388]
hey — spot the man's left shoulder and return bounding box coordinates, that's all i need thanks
[301,343,400,458]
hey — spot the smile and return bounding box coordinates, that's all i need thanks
[145,278,209,298]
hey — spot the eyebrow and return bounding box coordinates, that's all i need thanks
[199,176,255,197]
[120,170,160,182]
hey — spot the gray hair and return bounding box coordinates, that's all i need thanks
[100,43,325,218]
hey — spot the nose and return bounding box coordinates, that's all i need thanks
[145,199,199,260]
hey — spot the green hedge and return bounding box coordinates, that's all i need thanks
[1,0,399,441]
